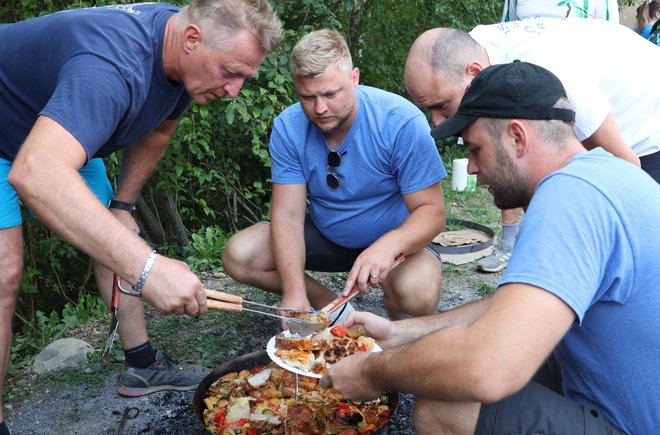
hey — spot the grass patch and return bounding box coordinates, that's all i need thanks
[442,179,500,228]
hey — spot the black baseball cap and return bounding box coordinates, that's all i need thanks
[431,60,575,139]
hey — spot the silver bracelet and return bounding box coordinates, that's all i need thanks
[133,250,158,295]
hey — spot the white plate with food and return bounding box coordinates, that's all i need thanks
[266,326,381,378]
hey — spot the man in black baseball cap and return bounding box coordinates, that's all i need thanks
[431,60,575,140]
[433,61,578,212]
[321,59,660,434]
[405,24,660,275]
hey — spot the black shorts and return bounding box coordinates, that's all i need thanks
[640,150,660,184]
[301,214,441,272]
[475,354,626,435]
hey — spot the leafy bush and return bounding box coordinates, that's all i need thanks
[185,226,230,273]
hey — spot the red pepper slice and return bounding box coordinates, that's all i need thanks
[213,411,226,427]
[330,325,348,337]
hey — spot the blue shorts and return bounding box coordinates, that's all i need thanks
[0,157,113,229]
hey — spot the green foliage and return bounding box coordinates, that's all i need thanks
[185,225,229,273]
[17,221,96,326]
[272,0,343,30]
[347,0,500,94]
[443,177,501,229]
[477,281,497,296]
[159,36,298,233]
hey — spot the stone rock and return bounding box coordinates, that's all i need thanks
[32,338,94,375]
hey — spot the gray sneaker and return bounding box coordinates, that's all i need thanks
[476,241,513,273]
[117,350,210,397]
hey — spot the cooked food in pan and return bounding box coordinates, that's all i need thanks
[202,361,393,434]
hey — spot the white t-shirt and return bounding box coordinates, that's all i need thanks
[470,18,660,157]
[501,0,619,22]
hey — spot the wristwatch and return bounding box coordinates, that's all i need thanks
[108,199,136,214]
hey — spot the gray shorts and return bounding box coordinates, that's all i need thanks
[286,214,441,272]
[475,354,626,435]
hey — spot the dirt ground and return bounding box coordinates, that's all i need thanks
[6,264,501,434]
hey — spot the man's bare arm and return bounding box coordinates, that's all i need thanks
[582,113,640,167]
[343,181,445,293]
[270,182,309,308]
[325,283,575,402]
[113,118,179,203]
[366,283,575,402]
[9,116,205,314]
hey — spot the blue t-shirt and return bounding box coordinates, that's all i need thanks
[0,3,191,161]
[269,85,446,248]
[500,148,660,433]
[635,23,654,39]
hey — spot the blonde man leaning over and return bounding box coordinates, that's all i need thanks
[0,2,280,432]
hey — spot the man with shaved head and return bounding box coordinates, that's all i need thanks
[405,20,660,273]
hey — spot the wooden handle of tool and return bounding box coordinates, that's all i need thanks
[205,289,243,304]
[207,299,243,312]
[321,286,360,315]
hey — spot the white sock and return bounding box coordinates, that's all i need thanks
[500,222,519,249]
[329,302,355,325]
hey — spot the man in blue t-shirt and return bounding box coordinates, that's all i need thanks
[404,23,660,275]
[222,29,447,321]
[0,1,281,429]
[321,62,660,434]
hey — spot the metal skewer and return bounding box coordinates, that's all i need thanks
[205,289,327,335]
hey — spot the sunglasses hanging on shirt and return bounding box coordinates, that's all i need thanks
[326,150,347,190]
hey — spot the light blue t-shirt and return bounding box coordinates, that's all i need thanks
[0,3,191,161]
[635,23,654,39]
[500,148,660,434]
[269,85,446,248]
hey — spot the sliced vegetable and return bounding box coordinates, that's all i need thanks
[213,411,226,427]
[248,367,272,387]
[346,327,365,339]
[225,397,253,422]
[330,325,349,337]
